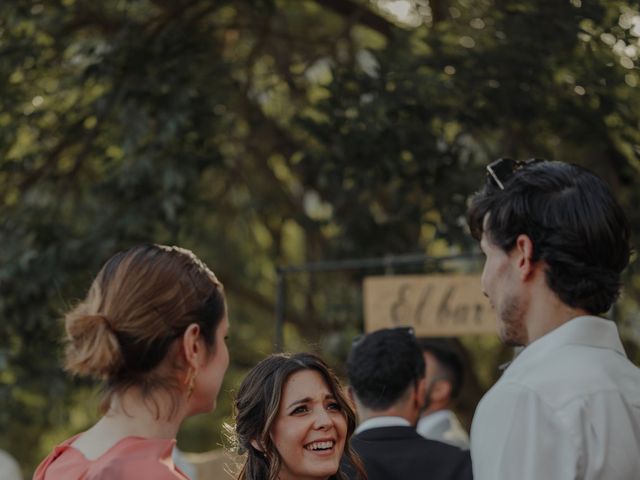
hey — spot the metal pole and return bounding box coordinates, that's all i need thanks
[273,252,481,351]
[276,252,479,274]
[274,267,286,352]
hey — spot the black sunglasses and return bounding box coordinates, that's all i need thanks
[486,157,545,190]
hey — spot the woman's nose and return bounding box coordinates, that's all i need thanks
[313,408,332,429]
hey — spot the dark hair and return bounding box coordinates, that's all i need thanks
[346,328,425,410]
[64,244,226,415]
[468,160,630,314]
[233,352,366,480]
[416,338,464,399]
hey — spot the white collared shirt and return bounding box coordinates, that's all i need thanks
[355,416,410,435]
[417,410,470,449]
[471,316,640,480]
[418,410,451,434]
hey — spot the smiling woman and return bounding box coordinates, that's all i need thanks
[232,353,366,480]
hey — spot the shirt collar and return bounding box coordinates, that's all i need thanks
[417,409,451,432]
[355,416,411,434]
[507,315,626,372]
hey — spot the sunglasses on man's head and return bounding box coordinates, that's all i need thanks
[486,157,545,190]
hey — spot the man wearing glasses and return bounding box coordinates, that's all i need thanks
[468,158,640,479]
[345,327,472,480]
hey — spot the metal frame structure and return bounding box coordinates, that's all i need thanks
[274,251,481,351]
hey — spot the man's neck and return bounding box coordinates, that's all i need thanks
[421,405,446,418]
[524,288,589,345]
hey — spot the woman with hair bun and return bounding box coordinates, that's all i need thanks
[34,244,230,479]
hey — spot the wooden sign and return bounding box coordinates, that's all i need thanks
[363,274,496,336]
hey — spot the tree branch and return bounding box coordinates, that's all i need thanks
[314,0,396,37]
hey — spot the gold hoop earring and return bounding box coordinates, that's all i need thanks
[185,368,197,399]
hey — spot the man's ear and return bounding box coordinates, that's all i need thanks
[181,323,203,369]
[414,376,428,410]
[515,234,535,281]
[430,379,452,404]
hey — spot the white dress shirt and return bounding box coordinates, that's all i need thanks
[471,316,640,480]
[0,450,22,480]
[417,410,470,449]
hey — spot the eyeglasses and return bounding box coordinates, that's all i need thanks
[486,157,545,190]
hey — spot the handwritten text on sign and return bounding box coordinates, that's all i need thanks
[363,274,496,336]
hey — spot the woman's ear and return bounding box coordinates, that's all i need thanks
[250,439,263,452]
[181,323,202,369]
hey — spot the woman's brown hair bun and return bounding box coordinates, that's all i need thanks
[64,312,123,379]
[60,244,226,415]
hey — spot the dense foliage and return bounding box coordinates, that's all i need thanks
[2,0,640,474]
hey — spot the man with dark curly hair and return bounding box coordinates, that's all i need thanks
[345,327,472,480]
[467,158,640,479]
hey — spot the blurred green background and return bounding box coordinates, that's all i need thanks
[2,0,640,476]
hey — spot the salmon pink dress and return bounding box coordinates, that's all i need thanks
[33,435,189,479]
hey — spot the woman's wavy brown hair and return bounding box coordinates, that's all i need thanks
[233,353,367,480]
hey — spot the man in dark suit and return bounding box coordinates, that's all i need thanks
[345,327,472,480]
